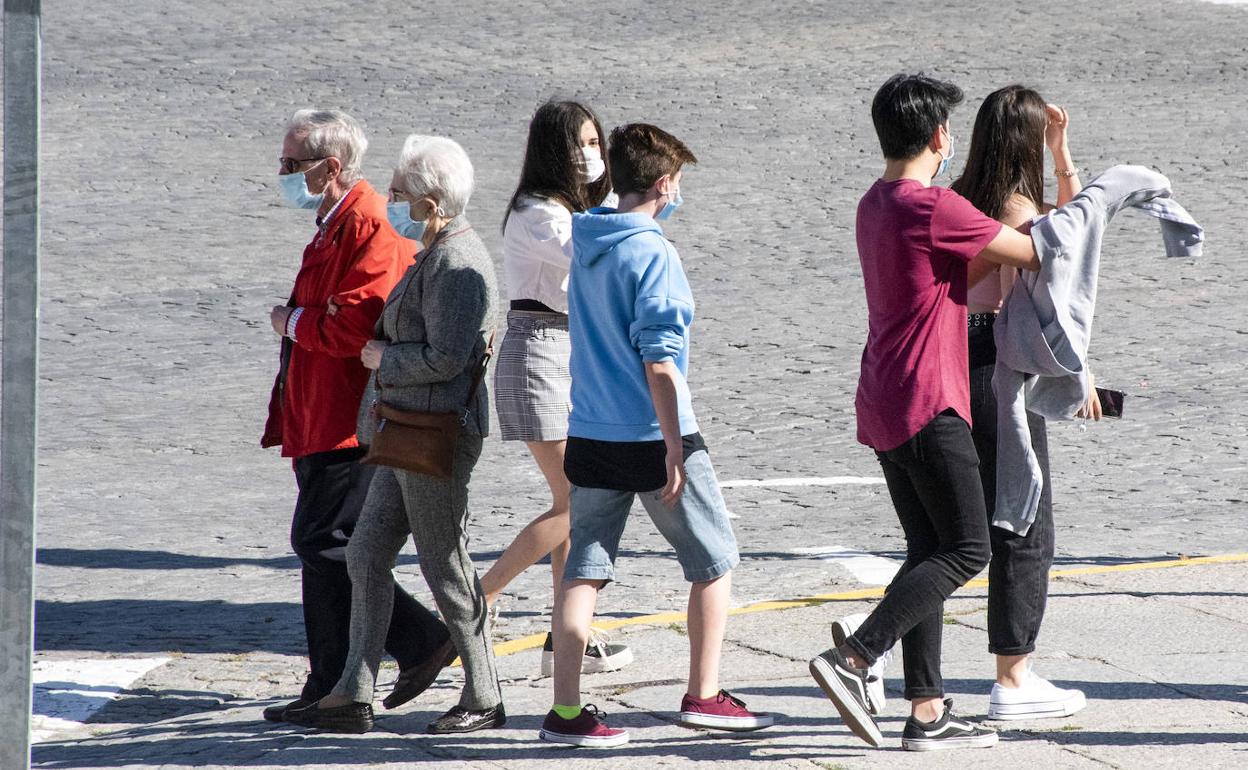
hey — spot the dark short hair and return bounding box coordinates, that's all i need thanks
[607,123,697,196]
[870,73,964,160]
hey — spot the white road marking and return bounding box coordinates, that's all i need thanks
[791,545,901,585]
[32,657,169,743]
[720,476,885,489]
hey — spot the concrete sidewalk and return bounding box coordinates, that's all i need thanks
[31,556,1248,769]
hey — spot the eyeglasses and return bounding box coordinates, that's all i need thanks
[279,156,327,174]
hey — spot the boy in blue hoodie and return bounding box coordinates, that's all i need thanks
[537,124,774,748]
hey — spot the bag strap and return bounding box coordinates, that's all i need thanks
[370,330,496,421]
[460,331,496,424]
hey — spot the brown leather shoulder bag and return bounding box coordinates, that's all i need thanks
[361,225,494,478]
[361,332,494,478]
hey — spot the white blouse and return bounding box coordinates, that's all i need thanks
[502,196,574,313]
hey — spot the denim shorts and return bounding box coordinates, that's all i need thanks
[564,450,740,583]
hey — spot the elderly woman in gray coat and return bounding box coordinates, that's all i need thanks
[289,134,502,735]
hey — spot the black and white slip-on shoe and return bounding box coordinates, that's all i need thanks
[901,699,998,751]
[808,647,883,747]
[540,629,634,676]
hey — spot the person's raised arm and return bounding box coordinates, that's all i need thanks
[1045,104,1082,209]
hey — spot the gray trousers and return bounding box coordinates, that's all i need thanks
[332,433,501,710]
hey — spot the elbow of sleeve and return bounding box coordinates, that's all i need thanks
[637,332,681,363]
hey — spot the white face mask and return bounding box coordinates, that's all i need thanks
[578,145,606,184]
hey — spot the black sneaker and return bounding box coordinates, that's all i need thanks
[901,699,998,751]
[809,647,882,747]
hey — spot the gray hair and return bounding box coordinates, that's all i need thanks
[286,109,369,186]
[394,135,474,218]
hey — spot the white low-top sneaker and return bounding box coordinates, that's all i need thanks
[987,671,1087,720]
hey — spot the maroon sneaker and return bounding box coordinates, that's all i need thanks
[679,689,774,731]
[538,704,629,748]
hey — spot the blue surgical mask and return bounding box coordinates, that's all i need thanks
[935,138,956,178]
[656,189,683,221]
[387,201,426,240]
[278,170,324,210]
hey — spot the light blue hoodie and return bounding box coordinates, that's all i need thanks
[567,207,698,442]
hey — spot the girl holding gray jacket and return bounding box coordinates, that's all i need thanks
[951,85,1096,721]
[289,134,503,735]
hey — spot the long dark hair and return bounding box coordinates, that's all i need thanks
[950,85,1048,220]
[502,100,611,231]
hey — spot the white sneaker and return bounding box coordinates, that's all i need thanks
[830,612,893,715]
[987,671,1086,720]
[540,628,634,677]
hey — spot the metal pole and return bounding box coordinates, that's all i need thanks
[1,0,41,766]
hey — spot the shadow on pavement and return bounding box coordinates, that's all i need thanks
[31,696,1248,769]
[32,706,859,767]
[1038,730,1248,746]
[38,548,303,570]
[36,547,665,571]
[36,599,306,654]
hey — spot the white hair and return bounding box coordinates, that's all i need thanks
[394,135,474,218]
[286,109,369,186]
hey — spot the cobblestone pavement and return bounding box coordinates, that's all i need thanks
[18,0,1248,766]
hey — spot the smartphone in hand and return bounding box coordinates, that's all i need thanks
[1095,387,1125,419]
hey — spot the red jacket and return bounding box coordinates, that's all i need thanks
[262,181,416,458]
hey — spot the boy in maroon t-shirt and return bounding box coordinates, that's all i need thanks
[809,73,1040,752]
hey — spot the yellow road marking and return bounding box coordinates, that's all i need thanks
[486,552,1248,659]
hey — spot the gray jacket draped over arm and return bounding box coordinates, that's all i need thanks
[991,165,1203,535]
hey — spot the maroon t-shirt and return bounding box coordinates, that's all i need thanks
[855,179,1003,451]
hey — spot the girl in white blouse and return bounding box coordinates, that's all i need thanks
[483,101,632,674]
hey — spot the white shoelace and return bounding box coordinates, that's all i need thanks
[587,626,615,654]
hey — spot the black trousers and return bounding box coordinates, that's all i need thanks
[847,411,992,700]
[969,325,1056,656]
[291,446,449,701]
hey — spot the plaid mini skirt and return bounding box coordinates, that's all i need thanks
[493,310,572,442]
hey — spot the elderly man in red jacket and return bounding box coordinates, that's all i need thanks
[261,109,451,723]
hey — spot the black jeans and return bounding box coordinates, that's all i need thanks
[291,446,449,701]
[847,411,992,700]
[969,325,1056,656]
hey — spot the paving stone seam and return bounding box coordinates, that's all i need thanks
[486,553,1248,661]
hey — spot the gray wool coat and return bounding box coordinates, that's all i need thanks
[358,215,498,437]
